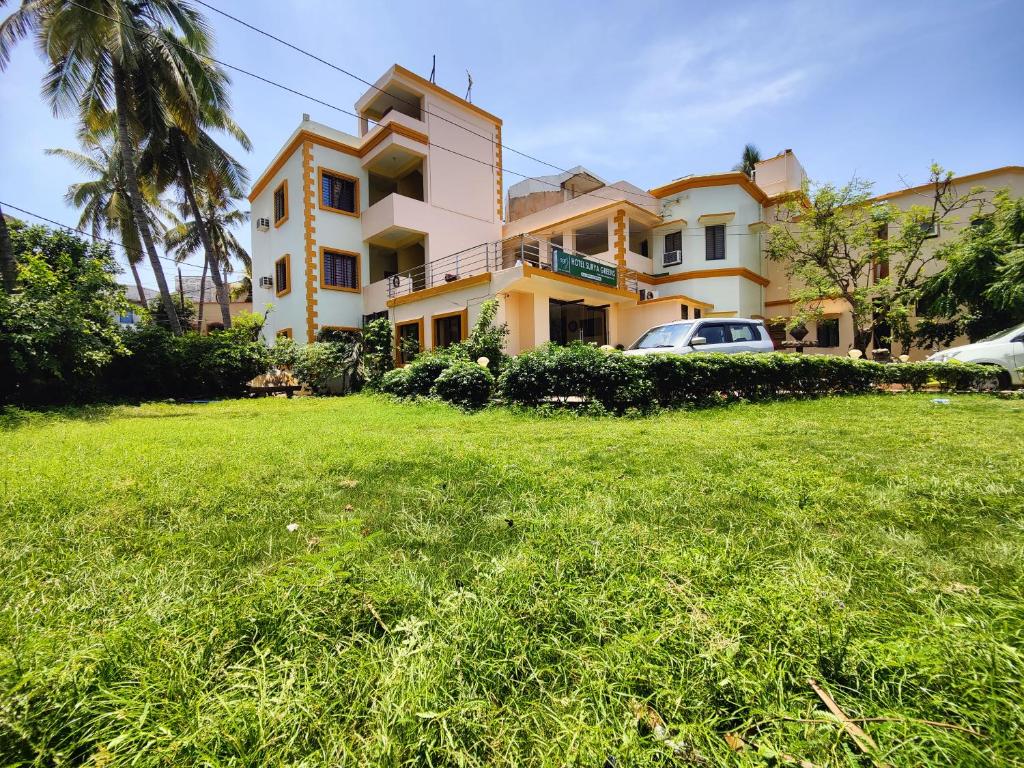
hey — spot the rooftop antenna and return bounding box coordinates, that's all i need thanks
[465,70,473,102]
[429,55,436,84]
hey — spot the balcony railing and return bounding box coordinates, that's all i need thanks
[385,235,640,299]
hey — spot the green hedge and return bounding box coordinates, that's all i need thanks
[103,324,269,401]
[497,344,996,413]
[379,342,998,414]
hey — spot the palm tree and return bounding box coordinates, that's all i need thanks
[164,189,250,330]
[47,132,175,308]
[142,70,251,329]
[1,0,219,335]
[733,143,762,178]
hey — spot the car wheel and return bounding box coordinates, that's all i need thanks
[979,369,1011,391]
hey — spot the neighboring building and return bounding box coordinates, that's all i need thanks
[248,63,1024,357]
[174,275,252,333]
[763,165,1024,358]
[117,284,158,327]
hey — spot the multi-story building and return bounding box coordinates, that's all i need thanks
[249,63,1023,358]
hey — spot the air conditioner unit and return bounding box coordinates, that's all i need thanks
[258,276,273,289]
[639,289,659,301]
[256,217,271,232]
[663,250,682,266]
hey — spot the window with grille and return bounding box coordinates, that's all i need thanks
[322,250,358,290]
[273,181,288,225]
[664,231,682,266]
[705,224,725,260]
[274,255,290,296]
[321,170,358,214]
[817,318,840,347]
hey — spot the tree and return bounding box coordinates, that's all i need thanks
[767,165,984,352]
[733,143,761,178]
[0,0,223,335]
[916,191,1024,344]
[140,47,251,329]
[164,189,250,330]
[0,220,128,404]
[47,132,175,309]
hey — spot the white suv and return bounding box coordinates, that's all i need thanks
[927,322,1024,388]
[624,318,774,356]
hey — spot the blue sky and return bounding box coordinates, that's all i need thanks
[1,0,1021,287]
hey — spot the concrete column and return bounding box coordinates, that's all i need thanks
[607,304,620,348]
[532,292,550,347]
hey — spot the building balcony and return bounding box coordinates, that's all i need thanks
[361,192,430,248]
[361,110,428,175]
[384,235,640,305]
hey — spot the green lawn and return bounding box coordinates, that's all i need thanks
[1,394,1023,767]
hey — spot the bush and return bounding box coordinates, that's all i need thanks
[405,348,465,397]
[378,367,411,398]
[462,299,509,375]
[104,324,269,401]
[362,318,394,386]
[431,361,494,409]
[0,222,129,405]
[591,352,655,413]
[495,349,998,414]
[882,360,997,392]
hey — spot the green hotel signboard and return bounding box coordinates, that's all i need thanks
[552,248,618,288]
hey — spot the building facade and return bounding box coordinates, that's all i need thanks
[249,63,1024,358]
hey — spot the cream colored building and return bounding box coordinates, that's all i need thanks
[249,63,1023,358]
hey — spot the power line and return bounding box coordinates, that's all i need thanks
[62,0,677,211]
[0,199,211,274]
[192,0,648,197]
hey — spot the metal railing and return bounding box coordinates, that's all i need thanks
[385,235,640,298]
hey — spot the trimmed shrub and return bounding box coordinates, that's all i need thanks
[591,352,655,413]
[379,367,411,398]
[432,361,494,409]
[930,361,998,391]
[104,325,269,401]
[405,348,465,397]
[495,349,996,414]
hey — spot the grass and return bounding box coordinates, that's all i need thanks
[1,393,1022,767]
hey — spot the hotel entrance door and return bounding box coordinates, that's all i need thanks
[549,299,608,346]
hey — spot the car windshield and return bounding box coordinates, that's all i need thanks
[631,322,694,349]
[979,322,1024,342]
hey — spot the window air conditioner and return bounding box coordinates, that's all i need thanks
[256,217,271,232]
[663,250,682,266]
[259,276,273,288]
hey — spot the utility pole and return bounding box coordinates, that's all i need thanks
[0,203,15,294]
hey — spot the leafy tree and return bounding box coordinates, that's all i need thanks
[147,293,196,330]
[916,191,1024,344]
[1,0,235,335]
[0,221,128,404]
[733,143,761,178]
[767,165,983,352]
[164,189,250,330]
[47,131,175,307]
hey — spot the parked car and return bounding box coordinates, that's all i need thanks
[624,318,774,356]
[926,322,1024,388]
